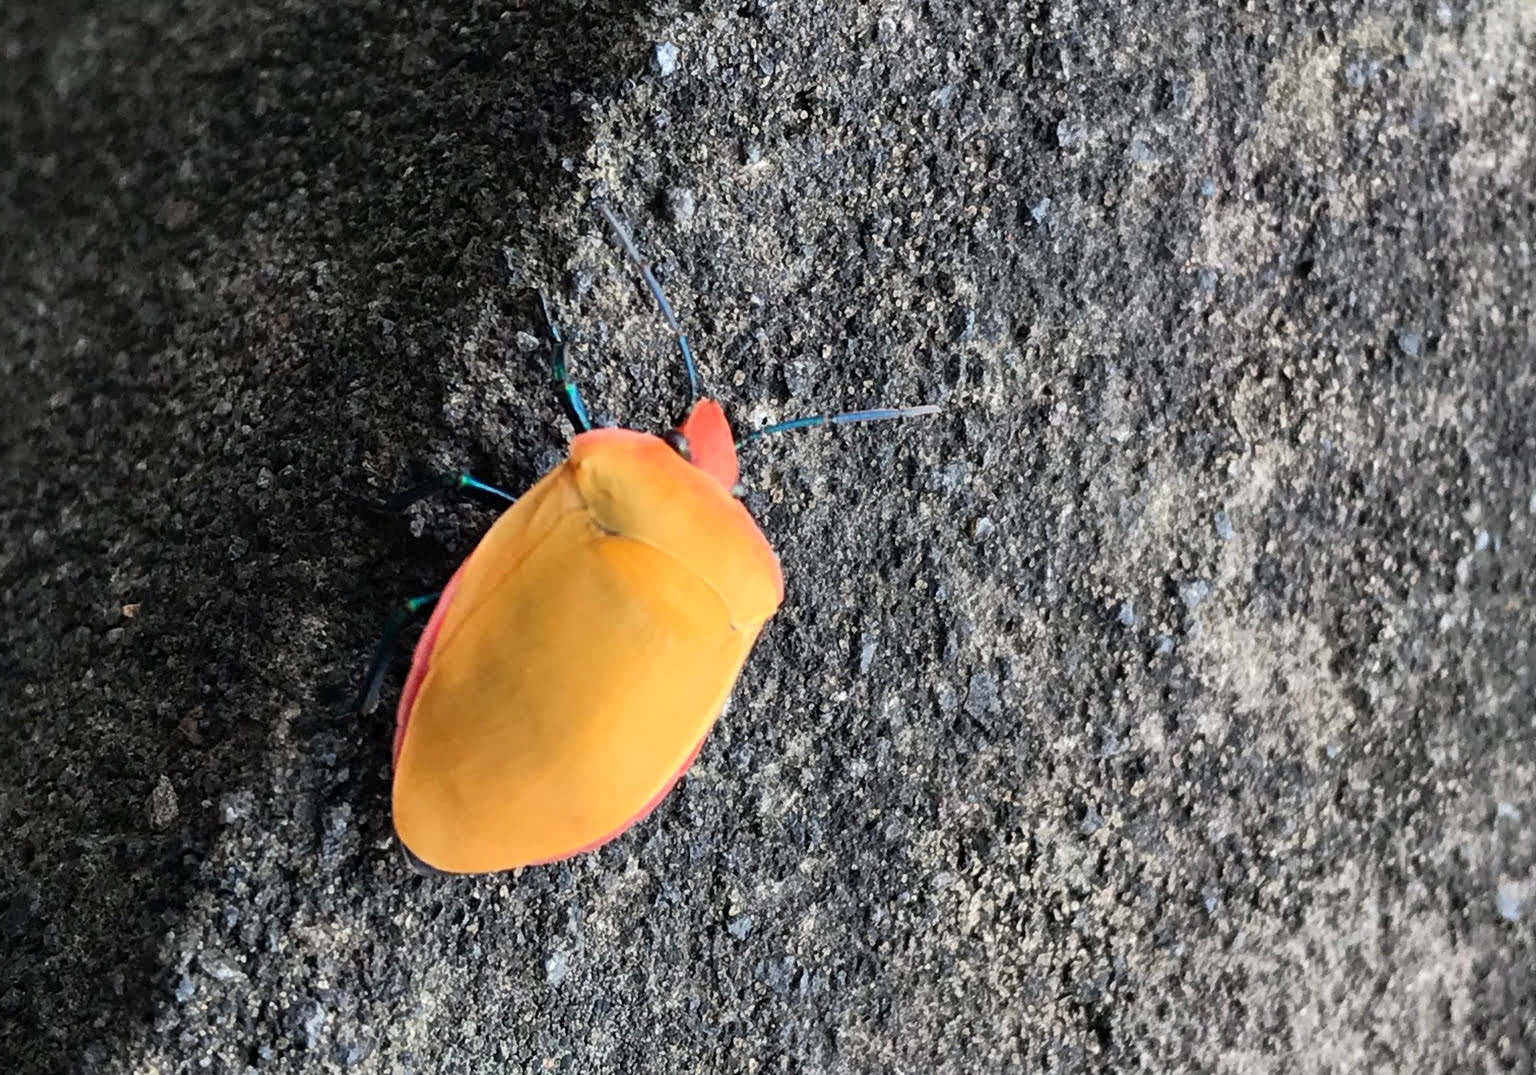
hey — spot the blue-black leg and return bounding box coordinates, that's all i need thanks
[372,473,517,513]
[397,842,451,878]
[539,289,592,434]
[353,592,440,715]
[348,474,512,716]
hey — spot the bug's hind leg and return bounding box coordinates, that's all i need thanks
[397,842,452,877]
[352,592,440,715]
[539,289,593,434]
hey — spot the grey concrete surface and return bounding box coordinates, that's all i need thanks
[3,1,1533,1072]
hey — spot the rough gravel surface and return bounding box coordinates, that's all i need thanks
[3,1,1534,1073]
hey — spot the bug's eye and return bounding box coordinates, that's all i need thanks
[662,429,692,461]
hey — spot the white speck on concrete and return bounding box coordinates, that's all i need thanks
[1495,880,1523,922]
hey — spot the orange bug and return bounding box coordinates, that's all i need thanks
[355,204,937,873]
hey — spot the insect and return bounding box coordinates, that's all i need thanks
[355,203,938,874]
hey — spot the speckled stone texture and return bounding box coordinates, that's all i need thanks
[3,2,1533,1073]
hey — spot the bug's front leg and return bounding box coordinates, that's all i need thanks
[363,473,518,515]
[540,289,594,434]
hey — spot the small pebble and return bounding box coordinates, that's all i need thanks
[965,671,1000,720]
[218,790,253,824]
[1178,579,1211,610]
[667,187,696,224]
[325,804,351,839]
[1214,510,1235,541]
[1116,600,1137,627]
[147,775,179,832]
[1056,117,1085,149]
[1495,881,1523,922]
[290,999,326,1050]
[934,460,968,493]
[1344,57,1380,88]
[1030,197,1052,224]
[1155,634,1175,655]
[858,639,878,676]
[972,516,995,541]
[1164,78,1192,114]
[1475,529,1491,552]
[650,41,680,78]
[173,975,196,1004]
[545,950,570,985]
[321,804,353,864]
[1395,327,1421,358]
[756,954,797,994]
[727,914,754,940]
[199,952,245,982]
[1079,806,1104,835]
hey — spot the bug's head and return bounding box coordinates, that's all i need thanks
[664,398,739,492]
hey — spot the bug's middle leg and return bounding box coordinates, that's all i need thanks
[366,473,517,514]
[352,592,440,715]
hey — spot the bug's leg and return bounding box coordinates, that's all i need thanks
[539,289,592,433]
[353,592,440,715]
[371,473,517,514]
[397,842,451,878]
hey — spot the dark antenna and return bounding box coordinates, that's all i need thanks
[737,405,941,448]
[596,203,701,408]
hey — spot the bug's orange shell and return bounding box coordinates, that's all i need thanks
[392,427,783,873]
